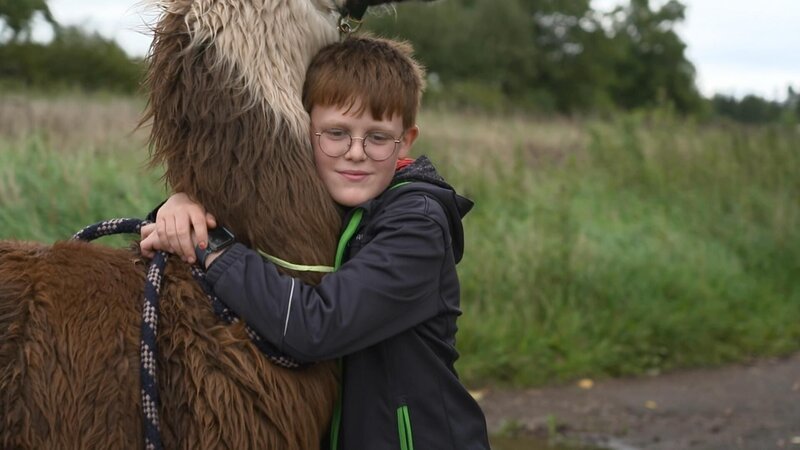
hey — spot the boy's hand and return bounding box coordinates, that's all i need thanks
[140,223,166,258]
[155,193,217,263]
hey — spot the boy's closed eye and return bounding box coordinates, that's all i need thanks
[323,128,395,141]
[365,132,393,145]
[325,128,349,140]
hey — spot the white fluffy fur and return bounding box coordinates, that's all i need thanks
[161,0,348,145]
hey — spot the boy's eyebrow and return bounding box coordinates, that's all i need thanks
[367,127,399,135]
[314,120,399,135]
[311,118,346,128]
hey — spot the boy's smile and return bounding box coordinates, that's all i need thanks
[339,170,369,182]
[310,102,418,207]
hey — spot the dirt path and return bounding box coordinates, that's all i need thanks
[478,353,800,450]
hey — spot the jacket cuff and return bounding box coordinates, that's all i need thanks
[145,199,167,223]
[206,243,249,283]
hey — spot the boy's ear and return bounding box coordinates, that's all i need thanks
[398,125,419,158]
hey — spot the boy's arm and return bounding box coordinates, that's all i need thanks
[206,194,452,361]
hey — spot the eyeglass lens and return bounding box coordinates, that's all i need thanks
[317,129,399,161]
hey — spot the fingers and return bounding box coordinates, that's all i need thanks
[139,223,156,258]
[205,212,217,230]
[192,210,209,253]
[140,238,154,258]
[157,217,171,252]
[173,213,195,262]
[140,229,162,258]
[153,192,216,264]
[140,223,156,240]
[163,217,179,256]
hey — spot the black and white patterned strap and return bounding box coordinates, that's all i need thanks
[73,218,307,450]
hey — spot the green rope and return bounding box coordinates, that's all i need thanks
[257,251,334,273]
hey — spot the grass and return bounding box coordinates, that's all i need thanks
[417,110,800,385]
[0,93,166,245]
[1,95,798,387]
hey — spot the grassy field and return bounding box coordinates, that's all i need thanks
[1,94,798,387]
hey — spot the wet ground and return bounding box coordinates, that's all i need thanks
[480,353,800,450]
[491,435,601,450]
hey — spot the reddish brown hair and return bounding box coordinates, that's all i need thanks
[302,34,426,129]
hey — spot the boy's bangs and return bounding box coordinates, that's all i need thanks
[309,73,407,125]
[302,35,425,129]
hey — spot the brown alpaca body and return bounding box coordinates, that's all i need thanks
[1,0,430,447]
[0,240,337,449]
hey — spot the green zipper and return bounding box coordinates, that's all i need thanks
[329,208,363,450]
[396,405,414,450]
[329,181,413,450]
[334,209,364,269]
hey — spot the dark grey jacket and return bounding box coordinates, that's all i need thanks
[206,157,490,450]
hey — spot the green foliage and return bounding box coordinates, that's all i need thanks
[426,81,514,113]
[0,135,164,245]
[606,0,702,112]
[0,0,56,43]
[0,0,141,92]
[366,0,702,114]
[416,109,800,386]
[2,0,792,122]
[0,26,143,93]
[2,96,799,387]
[711,94,789,124]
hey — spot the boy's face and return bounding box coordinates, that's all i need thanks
[310,102,418,207]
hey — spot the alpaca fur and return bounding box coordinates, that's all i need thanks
[0,240,337,449]
[144,0,345,277]
[1,0,426,448]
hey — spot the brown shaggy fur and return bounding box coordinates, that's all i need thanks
[0,240,337,449]
[142,0,343,280]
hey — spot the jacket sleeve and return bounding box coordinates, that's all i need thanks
[205,194,451,361]
[145,199,167,223]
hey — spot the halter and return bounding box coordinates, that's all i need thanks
[336,0,368,35]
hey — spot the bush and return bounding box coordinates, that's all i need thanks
[0,26,143,93]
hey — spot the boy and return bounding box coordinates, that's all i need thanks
[141,35,490,449]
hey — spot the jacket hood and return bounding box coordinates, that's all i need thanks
[389,156,473,262]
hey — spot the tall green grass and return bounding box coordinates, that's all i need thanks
[1,96,798,387]
[0,134,166,246]
[0,94,166,244]
[417,110,800,385]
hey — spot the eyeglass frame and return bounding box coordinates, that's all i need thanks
[313,128,405,162]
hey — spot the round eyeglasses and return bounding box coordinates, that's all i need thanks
[314,128,402,162]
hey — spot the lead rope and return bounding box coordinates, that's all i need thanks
[72,218,311,449]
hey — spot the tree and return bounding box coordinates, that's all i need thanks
[788,86,800,118]
[522,0,619,111]
[364,0,702,114]
[0,0,58,43]
[606,0,702,112]
[0,26,142,92]
[710,94,784,124]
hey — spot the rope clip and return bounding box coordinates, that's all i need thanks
[338,14,363,36]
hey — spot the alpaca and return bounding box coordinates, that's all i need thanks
[0,0,430,448]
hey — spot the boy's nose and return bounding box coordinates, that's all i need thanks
[345,137,368,161]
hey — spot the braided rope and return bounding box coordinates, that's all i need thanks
[73,218,307,449]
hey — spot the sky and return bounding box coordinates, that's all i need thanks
[31,0,800,101]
